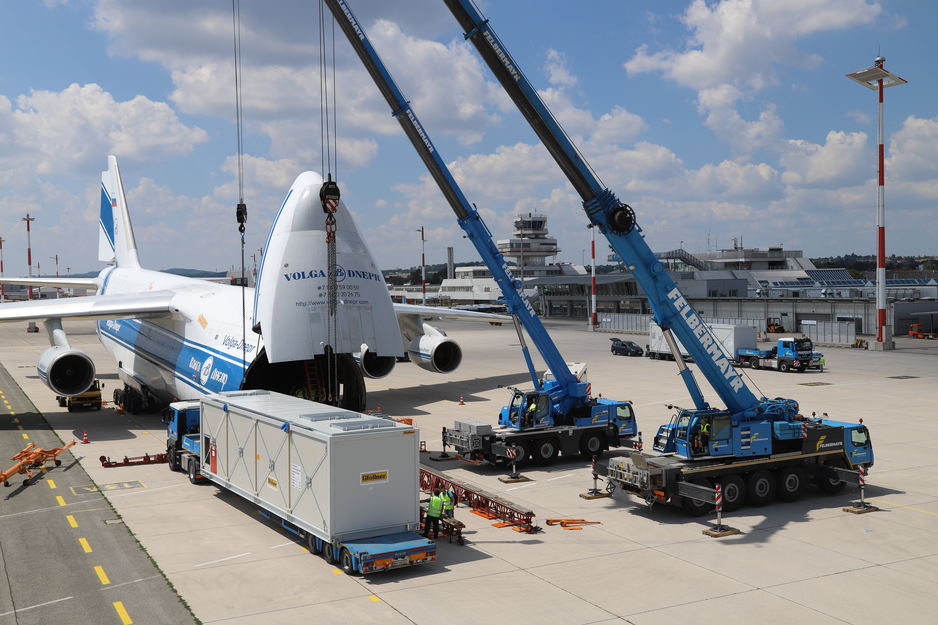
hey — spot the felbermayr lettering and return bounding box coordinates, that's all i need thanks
[667,287,744,392]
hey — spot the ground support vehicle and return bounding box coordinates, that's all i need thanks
[445,389,636,466]
[324,0,638,469]
[610,338,643,357]
[164,390,435,575]
[738,337,816,372]
[2,441,77,487]
[909,323,938,339]
[767,318,785,333]
[606,414,873,515]
[57,378,102,411]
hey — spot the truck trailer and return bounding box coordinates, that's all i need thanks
[165,390,436,575]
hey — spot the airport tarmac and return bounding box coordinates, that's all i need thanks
[1,317,937,624]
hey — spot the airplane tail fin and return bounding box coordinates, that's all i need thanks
[99,155,141,268]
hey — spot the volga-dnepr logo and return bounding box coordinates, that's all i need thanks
[283,265,382,284]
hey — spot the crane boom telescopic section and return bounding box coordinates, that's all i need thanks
[443,0,769,417]
[323,0,583,408]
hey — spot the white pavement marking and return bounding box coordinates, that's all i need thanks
[506,482,537,491]
[195,553,251,567]
[100,576,162,591]
[548,473,575,481]
[0,596,73,617]
[270,542,296,549]
[105,483,189,499]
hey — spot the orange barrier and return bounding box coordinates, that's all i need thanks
[2,441,77,487]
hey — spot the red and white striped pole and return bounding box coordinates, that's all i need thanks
[876,67,886,344]
[590,225,597,331]
[847,56,907,348]
[715,483,724,528]
[22,214,35,300]
[416,226,426,305]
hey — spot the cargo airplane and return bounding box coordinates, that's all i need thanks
[0,156,506,413]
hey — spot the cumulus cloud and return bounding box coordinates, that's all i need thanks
[625,0,882,158]
[779,130,871,188]
[5,84,207,176]
[887,115,938,183]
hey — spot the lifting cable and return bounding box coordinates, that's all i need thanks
[318,0,340,404]
[232,0,249,380]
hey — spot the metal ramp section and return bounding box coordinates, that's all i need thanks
[655,249,710,271]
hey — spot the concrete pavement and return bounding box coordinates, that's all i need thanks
[1,317,936,624]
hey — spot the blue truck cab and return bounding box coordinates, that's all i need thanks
[163,400,203,476]
[653,407,873,471]
[499,386,636,440]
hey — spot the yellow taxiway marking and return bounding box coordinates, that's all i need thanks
[12,418,18,423]
[47,479,56,489]
[67,515,78,528]
[95,566,110,585]
[56,496,66,506]
[333,569,342,575]
[114,601,133,624]
[872,498,938,517]
[21,433,28,439]
[79,538,93,553]
[16,425,21,430]
[370,595,380,602]
[41,466,47,474]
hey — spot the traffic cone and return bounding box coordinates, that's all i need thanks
[81,430,89,444]
[377,404,381,412]
[459,394,465,405]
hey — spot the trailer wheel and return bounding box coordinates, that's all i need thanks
[340,548,357,575]
[820,459,847,494]
[779,361,790,373]
[187,459,200,484]
[719,475,746,511]
[751,359,760,370]
[681,480,714,516]
[533,439,560,466]
[777,465,807,501]
[306,533,320,555]
[746,470,776,506]
[322,544,336,565]
[579,433,605,460]
[54,459,62,467]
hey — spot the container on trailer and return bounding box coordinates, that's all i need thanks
[199,390,421,543]
[708,324,758,360]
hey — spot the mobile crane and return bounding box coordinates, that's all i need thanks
[443,1,873,511]
[324,0,637,466]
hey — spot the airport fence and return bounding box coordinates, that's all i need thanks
[801,321,856,345]
[596,314,766,337]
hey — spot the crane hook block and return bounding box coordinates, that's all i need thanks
[607,203,635,235]
[320,180,340,214]
[236,202,248,224]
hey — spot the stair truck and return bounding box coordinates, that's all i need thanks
[324,0,638,468]
[444,0,873,511]
[165,390,435,574]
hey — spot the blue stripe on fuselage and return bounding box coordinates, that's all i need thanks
[97,319,248,395]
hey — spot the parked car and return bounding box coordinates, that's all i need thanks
[610,338,643,357]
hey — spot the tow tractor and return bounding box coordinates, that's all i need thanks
[444,0,874,511]
[325,0,637,466]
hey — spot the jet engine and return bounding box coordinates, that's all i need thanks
[356,344,396,379]
[38,346,96,396]
[407,325,462,374]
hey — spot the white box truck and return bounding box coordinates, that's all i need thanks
[164,390,436,575]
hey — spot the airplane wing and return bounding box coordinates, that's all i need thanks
[0,277,100,290]
[0,291,178,322]
[393,303,511,321]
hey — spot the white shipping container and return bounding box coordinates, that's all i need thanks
[649,321,690,358]
[198,390,421,543]
[708,324,758,360]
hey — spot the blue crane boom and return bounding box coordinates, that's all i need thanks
[323,0,586,414]
[443,0,792,422]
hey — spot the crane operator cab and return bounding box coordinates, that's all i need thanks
[502,390,551,430]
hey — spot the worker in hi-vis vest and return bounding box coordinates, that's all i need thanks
[441,488,455,518]
[423,488,443,539]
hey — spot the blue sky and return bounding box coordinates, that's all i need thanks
[0,0,935,276]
